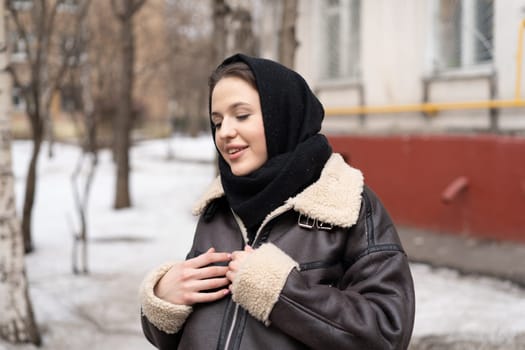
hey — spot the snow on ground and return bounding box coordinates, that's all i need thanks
[2,135,525,349]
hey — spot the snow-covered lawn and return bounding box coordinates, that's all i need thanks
[2,135,525,349]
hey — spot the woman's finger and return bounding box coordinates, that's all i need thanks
[189,288,230,304]
[185,249,231,269]
[186,277,230,293]
[230,250,244,260]
[226,269,235,282]
[189,265,229,281]
[228,259,239,272]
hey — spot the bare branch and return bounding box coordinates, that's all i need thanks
[43,0,67,60]
[130,0,147,17]
[110,0,125,21]
[5,0,34,64]
[61,0,91,58]
[45,0,92,114]
[5,65,22,89]
[111,0,146,21]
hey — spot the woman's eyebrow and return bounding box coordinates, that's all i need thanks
[229,102,251,110]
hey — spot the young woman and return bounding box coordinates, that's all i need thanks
[140,54,415,349]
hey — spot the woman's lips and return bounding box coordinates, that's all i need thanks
[226,146,248,160]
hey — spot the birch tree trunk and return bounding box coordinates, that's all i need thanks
[0,1,41,343]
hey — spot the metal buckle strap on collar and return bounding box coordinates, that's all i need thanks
[298,214,315,229]
[298,214,333,231]
[316,221,333,230]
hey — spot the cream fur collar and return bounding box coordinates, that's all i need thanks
[192,153,364,228]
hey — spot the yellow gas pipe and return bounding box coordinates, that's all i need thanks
[325,20,525,116]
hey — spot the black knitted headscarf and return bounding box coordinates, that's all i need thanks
[210,54,332,233]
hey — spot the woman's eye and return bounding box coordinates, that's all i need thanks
[214,122,222,129]
[236,114,249,120]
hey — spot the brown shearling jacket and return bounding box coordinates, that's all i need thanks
[140,154,415,349]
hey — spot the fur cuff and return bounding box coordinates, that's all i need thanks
[231,244,298,326]
[139,262,193,334]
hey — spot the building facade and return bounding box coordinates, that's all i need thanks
[259,0,525,242]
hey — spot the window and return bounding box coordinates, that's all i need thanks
[12,87,26,111]
[58,0,79,12]
[432,0,494,71]
[320,0,361,80]
[9,31,28,62]
[12,0,33,10]
[474,0,493,63]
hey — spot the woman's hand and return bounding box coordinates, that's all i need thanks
[154,247,232,305]
[226,245,254,287]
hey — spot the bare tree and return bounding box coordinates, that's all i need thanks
[212,0,229,62]
[69,119,97,275]
[111,0,147,209]
[5,0,87,252]
[66,1,95,275]
[278,0,298,68]
[163,0,212,137]
[228,2,256,55]
[212,0,257,59]
[88,0,160,148]
[82,0,119,150]
[0,1,40,343]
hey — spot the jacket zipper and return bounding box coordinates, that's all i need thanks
[221,208,289,349]
[223,303,240,349]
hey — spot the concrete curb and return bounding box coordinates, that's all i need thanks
[398,227,525,287]
[409,333,525,350]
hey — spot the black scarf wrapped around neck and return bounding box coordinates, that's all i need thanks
[212,54,332,231]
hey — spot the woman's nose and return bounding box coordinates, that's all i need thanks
[217,118,237,139]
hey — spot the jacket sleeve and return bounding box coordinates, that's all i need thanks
[139,203,223,349]
[139,262,193,349]
[231,188,415,350]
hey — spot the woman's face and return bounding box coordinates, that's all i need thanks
[211,76,267,176]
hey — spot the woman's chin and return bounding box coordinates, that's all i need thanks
[230,163,262,176]
[231,167,250,176]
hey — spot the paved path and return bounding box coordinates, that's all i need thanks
[400,227,525,349]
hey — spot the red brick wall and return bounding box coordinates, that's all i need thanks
[328,134,525,242]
